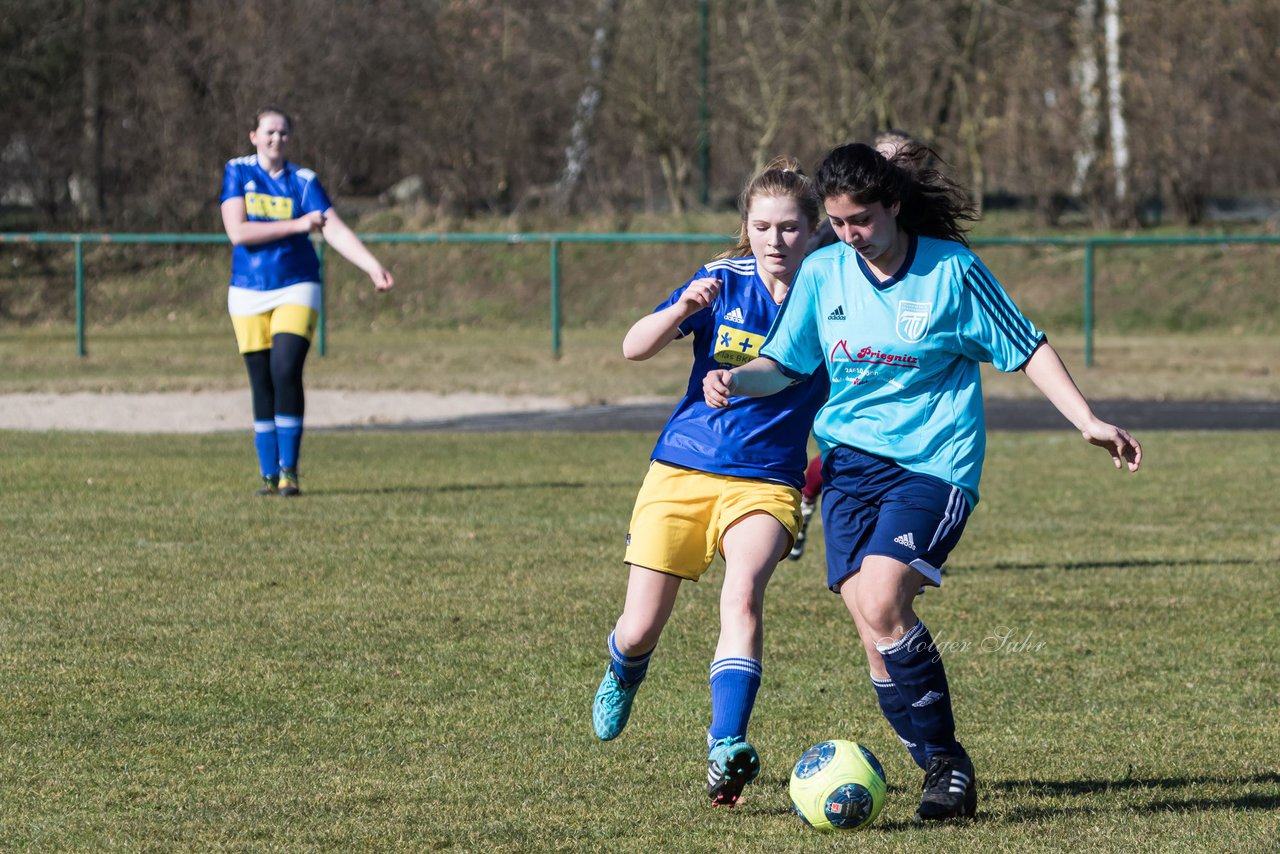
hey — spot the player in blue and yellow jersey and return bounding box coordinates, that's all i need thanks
[705,143,1142,823]
[592,158,828,807]
[220,106,394,496]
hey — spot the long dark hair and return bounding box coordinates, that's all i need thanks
[717,156,821,260]
[815,143,976,246]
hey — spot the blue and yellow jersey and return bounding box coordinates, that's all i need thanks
[220,155,333,291]
[761,235,1045,506]
[648,257,828,490]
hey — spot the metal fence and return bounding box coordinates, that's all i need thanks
[3,231,1278,366]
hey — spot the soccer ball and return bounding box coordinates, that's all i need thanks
[789,739,887,831]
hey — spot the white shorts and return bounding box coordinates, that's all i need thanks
[227,282,322,316]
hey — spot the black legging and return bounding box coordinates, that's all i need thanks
[243,332,310,421]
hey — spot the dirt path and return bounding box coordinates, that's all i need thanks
[0,391,574,432]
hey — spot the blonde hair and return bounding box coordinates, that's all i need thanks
[717,156,820,260]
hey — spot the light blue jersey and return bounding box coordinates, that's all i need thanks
[761,235,1044,506]
[649,257,828,490]
[221,155,333,291]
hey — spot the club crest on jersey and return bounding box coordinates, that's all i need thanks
[896,300,932,343]
[713,324,765,367]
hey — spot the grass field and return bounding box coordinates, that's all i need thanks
[2,430,1277,851]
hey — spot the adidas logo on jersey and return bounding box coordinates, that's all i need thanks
[894,532,916,550]
[828,305,846,320]
[723,307,745,323]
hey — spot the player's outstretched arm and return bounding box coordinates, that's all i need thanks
[703,357,791,408]
[1021,342,1142,472]
[321,209,395,291]
[623,277,720,361]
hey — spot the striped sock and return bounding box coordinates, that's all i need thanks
[608,631,653,686]
[275,414,303,470]
[877,620,963,761]
[708,657,762,742]
[253,420,278,478]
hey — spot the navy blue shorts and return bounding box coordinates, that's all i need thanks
[820,446,971,592]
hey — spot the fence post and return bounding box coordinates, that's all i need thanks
[550,239,562,359]
[75,236,86,358]
[1083,240,1096,368]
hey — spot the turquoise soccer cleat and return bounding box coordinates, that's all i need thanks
[706,736,761,806]
[592,666,640,741]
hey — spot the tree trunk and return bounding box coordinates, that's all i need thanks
[1071,0,1101,199]
[77,0,104,226]
[552,0,621,214]
[1103,0,1130,210]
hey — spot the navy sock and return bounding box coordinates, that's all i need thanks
[608,631,653,686]
[708,657,762,743]
[871,673,928,769]
[253,420,279,478]
[275,414,303,471]
[877,620,964,761]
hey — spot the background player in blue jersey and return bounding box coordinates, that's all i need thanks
[220,106,394,496]
[704,142,1142,823]
[592,159,828,808]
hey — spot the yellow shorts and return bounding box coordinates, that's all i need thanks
[624,461,802,581]
[230,303,318,354]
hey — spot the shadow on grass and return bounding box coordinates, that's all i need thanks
[993,772,1280,821]
[979,557,1263,572]
[311,480,635,497]
[991,772,1280,794]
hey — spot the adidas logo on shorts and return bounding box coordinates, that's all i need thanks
[827,304,846,320]
[894,532,916,550]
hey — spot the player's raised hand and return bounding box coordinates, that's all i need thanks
[677,277,720,316]
[703,368,737,409]
[1082,420,1142,472]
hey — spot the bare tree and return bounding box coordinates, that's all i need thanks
[553,0,621,213]
[1102,0,1128,208]
[76,0,103,226]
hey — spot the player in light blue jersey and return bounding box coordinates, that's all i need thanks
[791,129,924,561]
[592,159,828,808]
[705,143,1142,823]
[220,106,394,496]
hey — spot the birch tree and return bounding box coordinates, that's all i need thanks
[553,0,621,213]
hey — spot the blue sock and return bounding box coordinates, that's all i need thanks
[708,657,762,743]
[253,420,278,478]
[871,673,928,769]
[608,631,653,686]
[877,620,964,761]
[275,414,303,470]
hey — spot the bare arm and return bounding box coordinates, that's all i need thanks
[220,197,324,246]
[622,277,719,360]
[321,209,395,291]
[1022,341,1142,471]
[703,357,793,408]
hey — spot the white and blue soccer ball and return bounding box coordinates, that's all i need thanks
[789,739,888,831]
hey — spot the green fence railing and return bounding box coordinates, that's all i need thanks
[3,231,1278,365]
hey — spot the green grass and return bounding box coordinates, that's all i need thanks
[2,430,1277,851]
